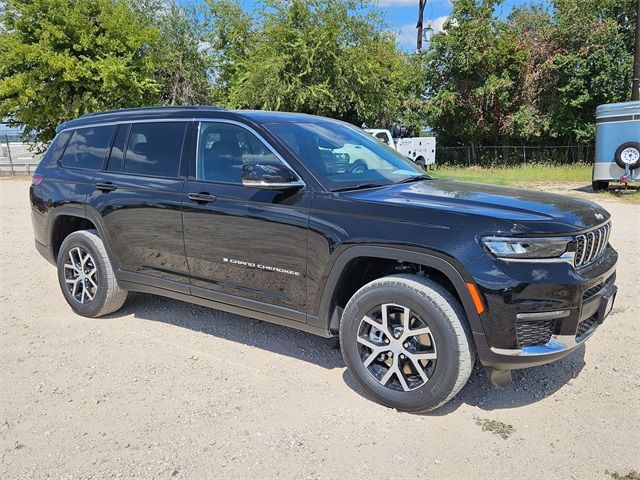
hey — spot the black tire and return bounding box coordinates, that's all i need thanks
[57,229,127,317]
[339,274,475,412]
[614,142,640,170]
[415,157,426,170]
[592,180,609,192]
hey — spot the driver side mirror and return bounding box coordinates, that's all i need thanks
[241,162,304,190]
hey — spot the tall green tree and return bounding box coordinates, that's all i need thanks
[541,0,635,142]
[422,0,528,146]
[0,0,161,142]
[204,0,422,128]
[151,1,213,106]
[421,0,636,146]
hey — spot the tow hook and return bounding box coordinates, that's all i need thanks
[485,367,513,388]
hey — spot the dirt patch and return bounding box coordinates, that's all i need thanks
[1,180,639,479]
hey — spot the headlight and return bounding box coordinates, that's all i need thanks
[481,237,573,259]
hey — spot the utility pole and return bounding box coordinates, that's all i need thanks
[633,0,640,100]
[417,0,427,51]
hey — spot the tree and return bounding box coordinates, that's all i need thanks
[204,0,422,128]
[421,0,528,146]
[541,0,635,142]
[151,1,213,106]
[421,0,636,147]
[0,0,162,142]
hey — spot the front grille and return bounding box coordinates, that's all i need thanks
[516,320,556,347]
[576,314,598,340]
[575,222,611,268]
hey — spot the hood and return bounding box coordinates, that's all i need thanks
[342,180,610,234]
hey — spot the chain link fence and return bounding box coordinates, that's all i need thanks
[0,135,42,175]
[436,145,594,167]
[1,137,595,175]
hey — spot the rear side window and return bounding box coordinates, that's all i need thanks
[124,122,186,177]
[60,126,116,170]
[43,131,72,165]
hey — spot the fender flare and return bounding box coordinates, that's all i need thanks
[317,245,486,337]
[47,205,120,270]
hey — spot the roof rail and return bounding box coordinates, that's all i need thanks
[79,105,225,119]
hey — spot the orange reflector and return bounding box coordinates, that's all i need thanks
[466,282,485,314]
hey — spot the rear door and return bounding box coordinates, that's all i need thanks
[86,121,190,291]
[181,120,311,317]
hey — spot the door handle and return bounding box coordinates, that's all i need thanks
[96,182,117,192]
[188,192,217,204]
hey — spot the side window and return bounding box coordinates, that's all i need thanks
[106,124,130,172]
[60,126,116,170]
[124,122,186,177]
[43,131,72,165]
[197,122,283,184]
[375,132,390,145]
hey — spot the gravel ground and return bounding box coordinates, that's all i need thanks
[1,179,638,479]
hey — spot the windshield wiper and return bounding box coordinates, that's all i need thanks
[332,183,385,192]
[398,174,431,184]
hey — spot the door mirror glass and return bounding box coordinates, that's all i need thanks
[241,161,304,190]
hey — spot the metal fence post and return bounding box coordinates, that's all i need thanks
[523,146,527,165]
[5,136,15,175]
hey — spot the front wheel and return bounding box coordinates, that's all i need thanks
[339,274,475,412]
[57,229,128,317]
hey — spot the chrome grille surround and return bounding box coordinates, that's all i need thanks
[574,222,611,268]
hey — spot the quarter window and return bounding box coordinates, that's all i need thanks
[124,122,186,177]
[60,126,116,170]
[197,122,284,184]
[44,131,72,164]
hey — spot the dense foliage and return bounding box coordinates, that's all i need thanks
[0,0,211,142]
[205,0,422,128]
[423,0,636,146]
[0,0,636,146]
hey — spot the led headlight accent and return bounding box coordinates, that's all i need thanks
[481,237,572,259]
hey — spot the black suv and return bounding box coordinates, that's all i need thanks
[30,106,618,411]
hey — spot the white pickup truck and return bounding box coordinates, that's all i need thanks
[366,129,436,168]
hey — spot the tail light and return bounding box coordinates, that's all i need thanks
[32,174,44,186]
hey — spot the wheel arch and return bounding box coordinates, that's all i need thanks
[48,207,119,269]
[317,246,485,338]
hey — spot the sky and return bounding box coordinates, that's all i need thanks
[213,0,533,51]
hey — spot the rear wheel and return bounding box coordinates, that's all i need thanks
[57,229,127,317]
[415,157,426,170]
[339,274,475,412]
[592,180,609,192]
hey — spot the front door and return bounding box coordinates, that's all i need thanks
[181,120,311,318]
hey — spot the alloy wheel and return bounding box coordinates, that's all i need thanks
[63,247,98,304]
[357,303,437,392]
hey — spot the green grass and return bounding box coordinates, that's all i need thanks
[474,416,514,439]
[431,164,592,185]
[606,470,640,480]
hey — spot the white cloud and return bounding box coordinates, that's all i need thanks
[394,15,449,49]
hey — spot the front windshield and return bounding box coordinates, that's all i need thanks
[265,121,427,191]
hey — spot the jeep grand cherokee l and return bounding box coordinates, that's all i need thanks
[30,106,618,412]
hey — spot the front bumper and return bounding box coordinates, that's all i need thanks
[472,245,618,371]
